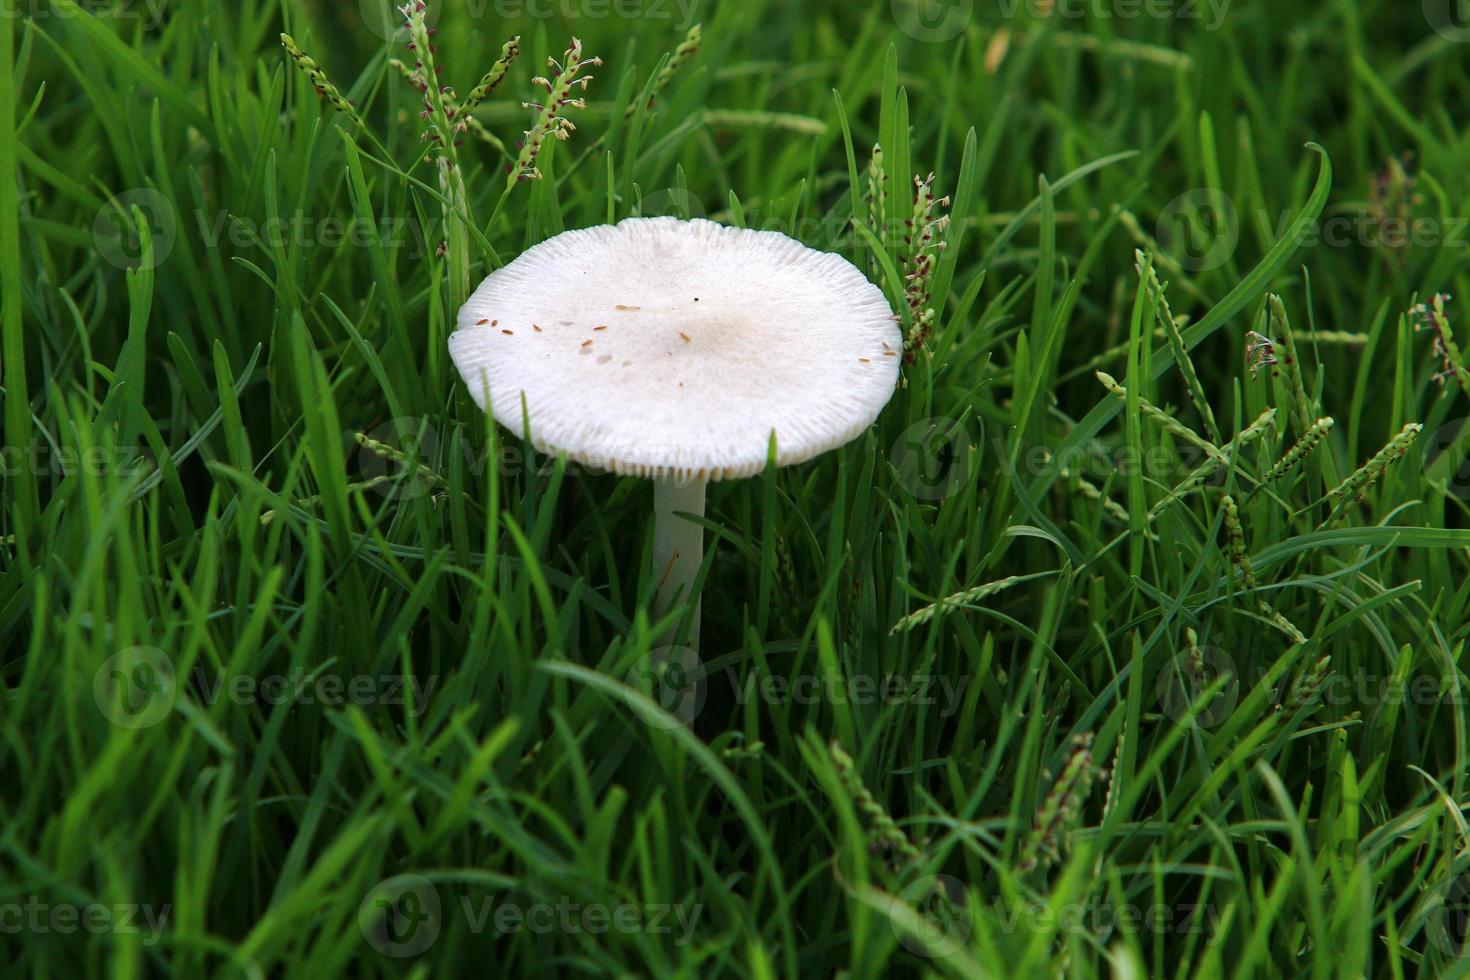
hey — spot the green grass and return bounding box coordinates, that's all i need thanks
[4,0,1470,975]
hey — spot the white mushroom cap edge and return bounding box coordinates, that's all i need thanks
[448,217,903,482]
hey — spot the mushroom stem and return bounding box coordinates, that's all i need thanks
[652,477,706,649]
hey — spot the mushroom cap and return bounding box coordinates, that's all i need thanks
[449,217,903,481]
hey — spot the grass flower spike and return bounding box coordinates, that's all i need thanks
[1019,733,1097,873]
[902,173,950,360]
[1327,421,1423,509]
[1096,370,1227,466]
[630,24,702,115]
[1412,293,1470,398]
[1261,416,1334,484]
[510,38,602,185]
[395,2,529,304]
[865,144,887,275]
[460,36,522,118]
[1137,249,1220,441]
[280,33,363,127]
[1268,294,1314,436]
[829,740,923,868]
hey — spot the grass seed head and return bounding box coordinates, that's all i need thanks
[280,34,364,127]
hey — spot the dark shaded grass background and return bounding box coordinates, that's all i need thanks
[3,0,1470,975]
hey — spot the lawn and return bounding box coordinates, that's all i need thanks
[4,0,1470,975]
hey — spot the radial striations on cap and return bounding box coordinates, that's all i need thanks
[449,217,902,481]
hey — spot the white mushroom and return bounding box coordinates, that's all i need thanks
[449,217,902,649]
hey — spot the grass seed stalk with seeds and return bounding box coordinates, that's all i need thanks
[509,38,602,186]
[1413,293,1470,399]
[902,173,950,360]
[283,4,593,307]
